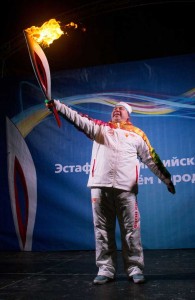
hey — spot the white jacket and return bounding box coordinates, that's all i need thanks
[55,100,172,193]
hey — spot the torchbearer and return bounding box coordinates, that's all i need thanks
[45,99,176,284]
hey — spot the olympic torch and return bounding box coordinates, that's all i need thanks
[23,19,63,127]
[23,19,81,126]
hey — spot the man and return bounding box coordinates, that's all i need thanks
[46,99,175,285]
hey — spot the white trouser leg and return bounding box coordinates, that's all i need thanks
[116,191,144,276]
[91,188,117,278]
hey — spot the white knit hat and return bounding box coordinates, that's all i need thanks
[115,102,132,115]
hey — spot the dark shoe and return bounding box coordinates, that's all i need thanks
[93,275,114,285]
[130,273,145,284]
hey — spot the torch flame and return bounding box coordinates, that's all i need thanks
[25,19,65,47]
[25,19,82,47]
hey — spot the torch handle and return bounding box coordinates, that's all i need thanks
[51,105,61,127]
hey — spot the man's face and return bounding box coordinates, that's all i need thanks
[111,105,129,122]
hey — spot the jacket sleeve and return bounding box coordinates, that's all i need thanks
[54,100,100,140]
[137,131,172,186]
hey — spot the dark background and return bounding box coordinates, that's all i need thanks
[1,0,195,78]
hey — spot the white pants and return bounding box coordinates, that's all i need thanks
[91,187,144,278]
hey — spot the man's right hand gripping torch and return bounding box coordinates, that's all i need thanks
[45,99,57,116]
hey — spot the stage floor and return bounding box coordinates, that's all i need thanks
[0,249,195,300]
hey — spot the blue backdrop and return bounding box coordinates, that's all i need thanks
[0,53,195,251]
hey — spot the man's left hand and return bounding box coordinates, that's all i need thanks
[167,181,176,194]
